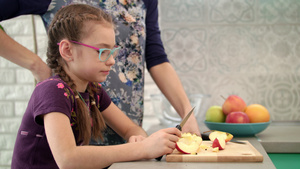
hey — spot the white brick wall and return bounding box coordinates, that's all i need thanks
[0,15,47,168]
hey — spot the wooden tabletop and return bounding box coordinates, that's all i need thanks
[109,124,276,169]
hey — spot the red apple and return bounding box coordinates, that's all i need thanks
[209,131,233,142]
[175,133,202,154]
[212,137,226,150]
[222,95,247,115]
[225,111,250,123]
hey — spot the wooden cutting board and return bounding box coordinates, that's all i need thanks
[166,141,263,162]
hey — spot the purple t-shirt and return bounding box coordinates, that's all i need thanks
[11,76,111,169]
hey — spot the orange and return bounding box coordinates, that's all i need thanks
[245,104,270,123]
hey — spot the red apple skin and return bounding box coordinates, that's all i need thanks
[225,111,250,123]
[222,95,247,115]
[175,133,202,154]
[212,138,225,150]
[175,143,190,154]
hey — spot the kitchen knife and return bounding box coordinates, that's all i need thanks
[155,107,195,161]
[174,107,195,131]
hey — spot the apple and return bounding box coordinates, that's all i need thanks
[175,133,202,154]
[225,111,250,123]
[205,106,226,122]
[222,95,247,115]
[212,137,226,150]
[209,131,233,142]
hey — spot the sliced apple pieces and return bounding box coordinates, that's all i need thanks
[175,133,202,154]
[175,131,233,155]
[208,130,233,142]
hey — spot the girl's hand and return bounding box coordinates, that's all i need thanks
[128,135,146,143]
[141,128,181,159]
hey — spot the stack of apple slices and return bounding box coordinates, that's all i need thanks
[209,131,233,150]
[175,131,233,154]
[175,133,203,154]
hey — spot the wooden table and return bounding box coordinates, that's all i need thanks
[109,124,276,169]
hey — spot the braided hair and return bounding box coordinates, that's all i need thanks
[46,4,113,145]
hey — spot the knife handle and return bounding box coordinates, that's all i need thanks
[155,156,163,161]
[175,125,181,131]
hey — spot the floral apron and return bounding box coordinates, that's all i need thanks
[42,0,146,145]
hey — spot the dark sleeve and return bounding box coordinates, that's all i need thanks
[33,79,73,125]
[0,0,51,21]
[144,0,169,70]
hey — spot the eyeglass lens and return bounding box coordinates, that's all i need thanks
[99,48,120,61]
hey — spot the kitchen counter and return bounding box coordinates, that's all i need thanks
[109,123,276,169]
[256,122,300,153]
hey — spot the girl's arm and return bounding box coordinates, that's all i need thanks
[101,102,147,142]
[149,62,201,135]
[44,110,180,168]
[0,28,51,82]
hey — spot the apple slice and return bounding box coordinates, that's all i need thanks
[209,131,233,142]
[176,142,199,154]
[212,137,226,150]
[175,133,202,154]
[212,147,219,152]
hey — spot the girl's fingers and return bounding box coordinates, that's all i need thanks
[169,134,179,142]
[163,127,181,137]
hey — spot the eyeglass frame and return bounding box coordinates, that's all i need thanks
[57,40,121,62]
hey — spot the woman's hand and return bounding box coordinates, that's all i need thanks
[141,127,181,159]
[181,114,201,136]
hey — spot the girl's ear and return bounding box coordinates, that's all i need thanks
[59,39,73,62]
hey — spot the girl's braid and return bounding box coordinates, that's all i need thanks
[87,84,106,141]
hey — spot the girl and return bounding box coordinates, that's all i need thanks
[11,4,181,169]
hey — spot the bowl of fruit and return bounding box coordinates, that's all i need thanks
[204,95,271,137]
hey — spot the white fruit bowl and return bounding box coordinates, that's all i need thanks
[204,120,271,136]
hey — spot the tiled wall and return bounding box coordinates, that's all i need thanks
[157,0,300,122]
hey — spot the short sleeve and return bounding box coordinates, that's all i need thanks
[33,79,74,125]
[0,0,51,21]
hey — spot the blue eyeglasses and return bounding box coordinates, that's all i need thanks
[57,40,121,62]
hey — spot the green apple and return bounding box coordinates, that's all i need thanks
[205,106,226,122]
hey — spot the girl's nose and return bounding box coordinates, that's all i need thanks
[105,55,116,66]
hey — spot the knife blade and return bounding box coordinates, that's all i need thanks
[175,107,195,131]
[229,140,247,144]
[156,107,195,161]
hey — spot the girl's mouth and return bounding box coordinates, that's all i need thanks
[102,70,110,75]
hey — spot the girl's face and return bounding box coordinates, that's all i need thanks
[67,21,116,88]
